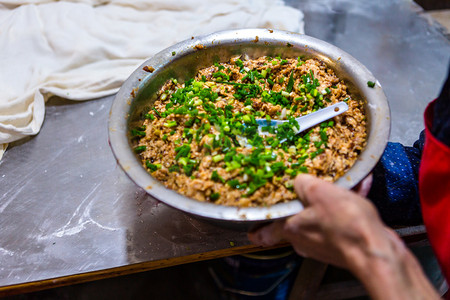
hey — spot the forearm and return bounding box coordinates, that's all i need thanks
[249,174,442,299]
[348,230,440,300]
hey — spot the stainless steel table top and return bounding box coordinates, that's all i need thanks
[1,0,449,294]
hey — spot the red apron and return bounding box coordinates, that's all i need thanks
[419,100,450,285]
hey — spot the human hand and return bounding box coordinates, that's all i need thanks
[248,175,440,300]
[352,173,373,197]
[248,174,394,271]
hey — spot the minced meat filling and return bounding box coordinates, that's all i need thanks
[132,56,366,207]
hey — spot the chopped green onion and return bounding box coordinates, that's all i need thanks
[211,170,225,183]
[213,71,230,81]
[242,114,252,124]
[235,59,244,68]
[227,179,245,189]
[183,164,195,176]
[281,91,290,98]
[284,181,294,189]
[131,129,146,137]
[320,131,328,142]
[210,192,220,201]
[212,154,224,162]
[168,165,180,172]
[134,146,146,153]
[261,69,268,78]
[175,144,191,160]
[178,157,189,166]
[286,71,295,93]
[146,161,161,172]
[144,113,155,120]
[367,81,376,88]
[164,120,178,128]
[152,107,162,117]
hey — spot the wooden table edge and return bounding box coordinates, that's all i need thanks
[0,243,289,297]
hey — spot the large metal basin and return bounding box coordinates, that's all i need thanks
[108,29,390,225]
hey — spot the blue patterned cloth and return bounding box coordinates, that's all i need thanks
[368,132,425,226]
[370,64,450,226]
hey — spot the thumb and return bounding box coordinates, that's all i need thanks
[247,220,286,246]
[294,174,351,207]
[293,174,319,206]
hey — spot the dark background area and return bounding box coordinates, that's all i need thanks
[414,0,450,10]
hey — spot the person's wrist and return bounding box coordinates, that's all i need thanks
[347,227,399,275]
[344,229,415,299]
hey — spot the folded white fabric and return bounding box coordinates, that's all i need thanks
[0,0,304,160]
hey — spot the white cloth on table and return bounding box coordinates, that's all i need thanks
[0,0,304,160]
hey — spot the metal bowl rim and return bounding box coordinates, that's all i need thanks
[108,28,390,222]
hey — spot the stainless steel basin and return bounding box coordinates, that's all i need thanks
[108,28,390,225]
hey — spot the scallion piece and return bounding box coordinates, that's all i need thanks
[152,107,162,118]
[134,146,146,153]
[210,192,220,201]
[164,120,177,128]
[211,170,225,183]
[175,144,191,160]
[261,69,267,78]
[213,72,230,81]
[242,115,252,124]
[212,154,224,163]
[279,91,289,99]
[144,113,155,120]
[286,71,295,93]
[367,81,376,88]
[146,161,161,172]
[168,165,180,172]
[131,129,146,137]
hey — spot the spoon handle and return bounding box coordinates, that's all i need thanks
[294,102,348,134]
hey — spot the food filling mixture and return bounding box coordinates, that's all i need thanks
[132,56,367,207]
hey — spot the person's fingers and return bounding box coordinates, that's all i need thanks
[247,219,286,246]
[294,174,345,206]
[285,207,319,231]
[353,174,373,197]
[293,174,315,205]
[295,174,368,208]
[291,233,327,259]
